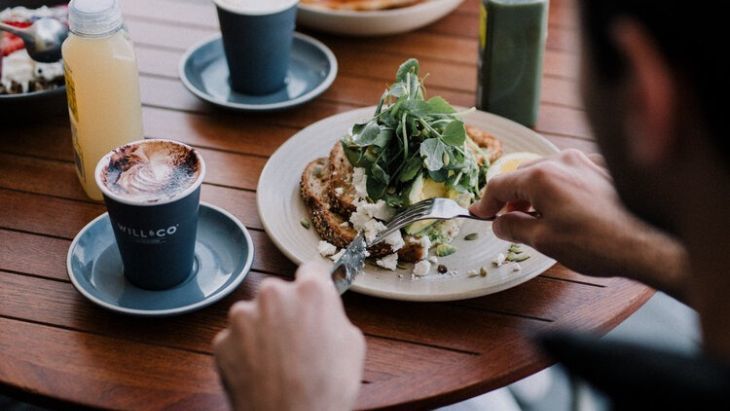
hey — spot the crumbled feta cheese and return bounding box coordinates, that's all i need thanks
[383,230,405,252]
[349,199,397,246]
[349,207,371,231]
[412,260,431,276]
[317,241,337,257]
[352,167,368,199]
[351,199,394,231]
[418,235,432,253]
[334,187,344,196]
[467,269,479,276]
[363,219,387,244]
[510,262,522,272]
[428,256,439,264]
[329,249,346,261]
[376,253,399,271]
[339,221,350,228]
[493,253,506,267]
[359,200,395,221]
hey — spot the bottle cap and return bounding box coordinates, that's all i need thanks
[68,0,123,37]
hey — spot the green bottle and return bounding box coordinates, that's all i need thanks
[476,0,549,127]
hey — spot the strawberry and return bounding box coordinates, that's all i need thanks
[1,19,32,56]
[1,33,25,57]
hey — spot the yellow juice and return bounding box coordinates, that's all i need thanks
[62,29,143,201]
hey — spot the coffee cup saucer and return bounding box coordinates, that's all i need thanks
[179,32,337,111]
[66,203,254,317]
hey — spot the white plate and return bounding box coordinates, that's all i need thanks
[297,0,464,37]
[257,106,558,302]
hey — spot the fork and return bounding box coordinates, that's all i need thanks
[371,197,539,245]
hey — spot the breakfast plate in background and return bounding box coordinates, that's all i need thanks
[0,2,68,116]
[257,106,558,302]
[297,0,465,36]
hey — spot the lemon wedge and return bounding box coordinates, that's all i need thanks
[486,152,542,182]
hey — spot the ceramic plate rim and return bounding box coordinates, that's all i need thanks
[66,202,254,316]
[258,106,559,302]
[178,32,338,111]
[0,85,66,101]
[299,0,462,17]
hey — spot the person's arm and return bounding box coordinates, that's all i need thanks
[213,261,366,411]
[470,149,690,303]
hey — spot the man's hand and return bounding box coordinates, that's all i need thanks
[213,261,366,411]
[470,149,689,299]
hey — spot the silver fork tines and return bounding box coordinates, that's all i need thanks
[371,198,483,245]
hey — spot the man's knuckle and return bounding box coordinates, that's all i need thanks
[298,275,325,295]
[529,165,554,186]
[561,148,583,162]
[212,330,228,349]
[228,301,249,320]
[258,278,285,299]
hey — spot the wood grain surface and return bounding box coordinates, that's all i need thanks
[0,0,652,409]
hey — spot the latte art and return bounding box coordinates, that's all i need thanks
[101,140,201,203]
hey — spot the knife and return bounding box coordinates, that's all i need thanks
[330,232,368,294]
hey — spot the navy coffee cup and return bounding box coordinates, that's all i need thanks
[215,0,298,95]
[95,139,206,290]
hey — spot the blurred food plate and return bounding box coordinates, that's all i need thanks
[297,0,465,36]
[1,1,67,116]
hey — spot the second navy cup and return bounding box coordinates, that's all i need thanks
[215,0,299,95]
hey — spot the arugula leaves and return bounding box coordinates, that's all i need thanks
[341,58,485,207]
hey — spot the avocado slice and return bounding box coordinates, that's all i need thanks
[404,174,451,234]
[404,219,434,235]
[407,174,449,205]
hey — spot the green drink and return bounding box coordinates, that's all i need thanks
[477,0,548,127]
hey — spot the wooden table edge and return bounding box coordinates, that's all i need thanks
[361,285,656,410]
[0,286,654,410]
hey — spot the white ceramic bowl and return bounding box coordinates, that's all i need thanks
[297,0,465,37]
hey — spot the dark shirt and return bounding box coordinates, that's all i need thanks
[537,331,730,410]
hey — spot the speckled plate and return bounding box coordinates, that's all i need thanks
[67,203,253,316]
[257,107,558,302]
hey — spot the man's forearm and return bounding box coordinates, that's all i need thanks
[624,226,691,304]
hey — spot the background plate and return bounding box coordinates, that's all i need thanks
[1,0,68,118]
[297,0,464,37]
[258,106,559,301]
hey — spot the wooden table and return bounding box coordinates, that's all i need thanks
[0,0,654,409]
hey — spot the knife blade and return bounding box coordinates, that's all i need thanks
[330,232,368,294]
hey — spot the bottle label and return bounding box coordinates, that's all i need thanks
[64,62,79,124]
[64,62,84,182]
[70,117,85,183]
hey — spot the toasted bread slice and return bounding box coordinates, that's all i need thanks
[301,158,425,262]
[327,142,358,217]
[301,158,356,249]
[466,125,503,164]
